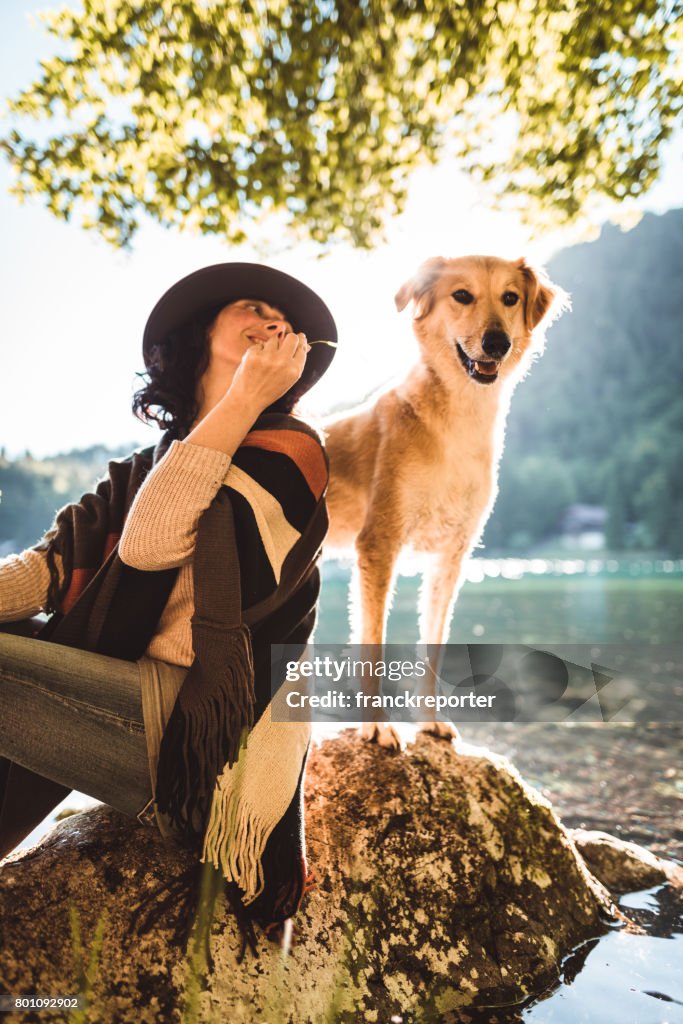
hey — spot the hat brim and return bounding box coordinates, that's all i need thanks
[142,263,337,402]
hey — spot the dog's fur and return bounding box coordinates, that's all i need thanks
[322,255,569,747]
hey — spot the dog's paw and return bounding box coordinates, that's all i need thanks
[416,720,460,743]
[359,721,405,750]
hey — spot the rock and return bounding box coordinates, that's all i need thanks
[569,828,683,893]
[0,732,644,1023]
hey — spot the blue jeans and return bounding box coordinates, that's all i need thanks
[0,626,153,858]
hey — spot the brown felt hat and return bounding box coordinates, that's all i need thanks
[142,262,337,402]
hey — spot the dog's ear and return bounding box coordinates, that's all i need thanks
[516,258,571,330]
[395,258,447,319]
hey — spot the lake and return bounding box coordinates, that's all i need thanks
[315,557,683,645]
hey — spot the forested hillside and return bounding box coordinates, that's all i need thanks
[0,445,134,553]
[483,208,683,555]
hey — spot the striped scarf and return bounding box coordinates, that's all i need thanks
[36,413,328,952]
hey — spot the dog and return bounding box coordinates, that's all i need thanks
[322,255,569,748]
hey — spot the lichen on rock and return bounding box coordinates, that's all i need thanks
[1,731,673,1023]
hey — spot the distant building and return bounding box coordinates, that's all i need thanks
[561,504,607,550]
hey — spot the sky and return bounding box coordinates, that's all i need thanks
[1,1,682,459]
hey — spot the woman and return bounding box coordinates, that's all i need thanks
[0,262,337,952]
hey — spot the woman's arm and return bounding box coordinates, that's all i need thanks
[119,332,308,571]
[118,440,233,570]
[0,548,63,621]
[182,330,308,454]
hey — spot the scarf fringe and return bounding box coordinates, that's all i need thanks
[154,623,255,842]
[200,772,271,904]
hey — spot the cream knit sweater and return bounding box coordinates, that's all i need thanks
[0,440,232,667]
[1,434,318,882]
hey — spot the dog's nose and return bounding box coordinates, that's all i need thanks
[481,330,511,360]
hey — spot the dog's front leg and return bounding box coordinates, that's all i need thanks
[352,523,404,750]
[415,550,470,744]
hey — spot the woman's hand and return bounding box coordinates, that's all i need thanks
[228,332,310,414]
[183,332,310,456]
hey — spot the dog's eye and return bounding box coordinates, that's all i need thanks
[452,289,474,305]
[502,292,519,307]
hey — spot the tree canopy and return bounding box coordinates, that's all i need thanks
[2,0,682,248]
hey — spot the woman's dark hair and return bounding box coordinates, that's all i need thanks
[132,304,298,438]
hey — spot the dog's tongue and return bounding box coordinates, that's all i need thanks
[475,361,497,375]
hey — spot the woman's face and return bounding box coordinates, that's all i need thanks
[208,298,294,368]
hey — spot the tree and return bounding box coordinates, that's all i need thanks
[605,465,625,551]
[1,0,681,249]
[484,455,575,549]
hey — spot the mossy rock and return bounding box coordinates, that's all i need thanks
[2,732,663,1023]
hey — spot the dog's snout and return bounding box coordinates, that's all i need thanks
[481,330,511,360]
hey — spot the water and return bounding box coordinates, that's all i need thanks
[518,886,683,1023]
[316,560,683,646]
[444,885,683,1023]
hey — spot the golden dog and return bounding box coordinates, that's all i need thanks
[323,255,569,747]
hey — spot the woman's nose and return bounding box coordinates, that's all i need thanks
[264,319,288,337]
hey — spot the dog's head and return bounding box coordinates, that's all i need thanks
[395,256,570,386]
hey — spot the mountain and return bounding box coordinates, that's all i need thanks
[482,208,683,555]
